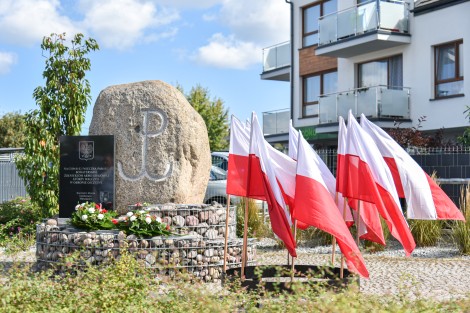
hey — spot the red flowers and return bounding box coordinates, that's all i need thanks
[166,224,170,231]
[111,219,118,225]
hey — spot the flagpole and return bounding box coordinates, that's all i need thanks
[331,192,339,265]
[340,197,348,279]
[356,200,361,247]
[291,219,298,282]
[241,113,255,280]
[223,195,231,273]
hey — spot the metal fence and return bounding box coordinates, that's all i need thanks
[0,162,27,203]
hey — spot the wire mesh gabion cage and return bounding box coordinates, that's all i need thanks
[36,203,256,282]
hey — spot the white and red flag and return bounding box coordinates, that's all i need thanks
[226,115,265,200]
[360,114,464,221]
[294,130,369,278]
[343,111,415,256]
[289,120,354,224]
[250,113,297,257]
[337,117,385,245]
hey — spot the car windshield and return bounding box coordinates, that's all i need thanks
[210,166,227,180]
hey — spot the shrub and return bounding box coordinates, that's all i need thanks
[236,198,270,238]
[452,184,470,254]
[0,197,42,241]
[298,227,333,246]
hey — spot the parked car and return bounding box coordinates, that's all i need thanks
[211,151,229,171]
[204,166,239,205]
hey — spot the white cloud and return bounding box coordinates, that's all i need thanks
[219,0,289,44]
[79,0,180,50]
[193,0,289,70]
[152,0,221,9]
[0,52,17,74]
[192,33,259,70]
[0,0,80,45]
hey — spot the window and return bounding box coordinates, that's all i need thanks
[435,40,463,98]
[303,71,337,117]
[303,0,337,47]
[358,55,403,88]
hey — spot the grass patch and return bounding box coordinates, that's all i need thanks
[409,219,442,247]
[236,198,271,238]
[453,184,470,254]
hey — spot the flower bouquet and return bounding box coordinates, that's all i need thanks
[70,202,118,230]
[116,208,171,238]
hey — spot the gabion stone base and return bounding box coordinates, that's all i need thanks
[36,203,255,282]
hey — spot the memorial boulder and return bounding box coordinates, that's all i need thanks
[89,80,211,211]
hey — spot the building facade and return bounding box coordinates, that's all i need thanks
[261,0,470,147]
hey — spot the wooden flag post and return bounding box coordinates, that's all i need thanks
[223,195,231,273]
[290,219,298,282]
[340,197,348,279]
[331,192,339,265]
[241,198,249,279]
[356,200,361,247]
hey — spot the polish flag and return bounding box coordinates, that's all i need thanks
[226,116,265,200]
[294,130,369,278]
[360,115,464,221]
[250,113,297,257]
[337,117,385,245]
[289,121,354,225]
[344,111,415,256]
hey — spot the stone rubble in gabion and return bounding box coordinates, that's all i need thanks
[36,202,256,282]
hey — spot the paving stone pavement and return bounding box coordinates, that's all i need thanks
[255,240,470,302]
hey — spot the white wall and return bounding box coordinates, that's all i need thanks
[407,2,470,131]
[338,1,470,131]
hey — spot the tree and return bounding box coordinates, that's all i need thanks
[179,84,229,151]
[0,112,27,147]
[16,33,99,217]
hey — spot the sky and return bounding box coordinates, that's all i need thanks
[0,0,290,134]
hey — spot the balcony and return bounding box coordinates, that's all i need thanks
[263,108,290,136]
[316,0,411,58]
[260,41,290,81]
[318,85,410,124]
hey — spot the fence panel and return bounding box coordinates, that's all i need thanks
[0,162,27,203]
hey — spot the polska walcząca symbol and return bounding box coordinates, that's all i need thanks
[79,141,94,160]
[118,108,173,182]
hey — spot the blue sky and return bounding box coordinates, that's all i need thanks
[0,0,290,133]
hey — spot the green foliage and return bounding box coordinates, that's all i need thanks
[0,197,42,241]
[0,112,27,147]
[453,185,470,254]
[70,202,118,230]
[458,106,470,146]
[409,219,442,247]
[15,33,99,217]
[298,227,333,246]
[117,209,172,238]
[0,255,467,312]
[179,84,229,151]
[236,198,270,238]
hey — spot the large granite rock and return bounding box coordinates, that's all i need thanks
[89,80,211,211]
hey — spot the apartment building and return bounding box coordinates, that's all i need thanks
[261,0,470,147]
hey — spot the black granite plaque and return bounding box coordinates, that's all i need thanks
[59,135,115,218]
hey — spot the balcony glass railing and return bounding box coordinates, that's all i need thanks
[318,85,410,124]
[318,0,409,46]
[262,41,290,72]
[263,108,290,136]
